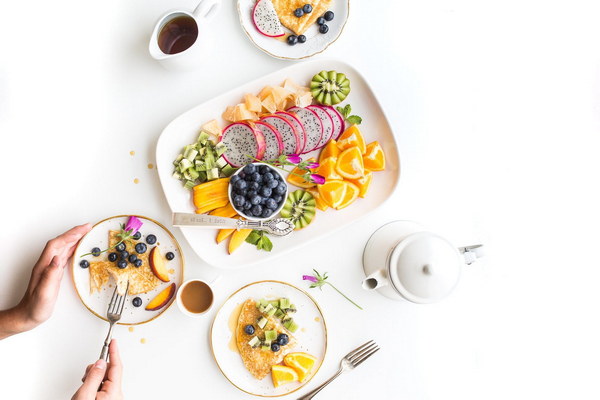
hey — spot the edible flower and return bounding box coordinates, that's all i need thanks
[286,154,302,164]
[246,154,325,185]
[309,174,326,185]
[80,216,144,258]
[303,269,363,310]
[306,161,320,169]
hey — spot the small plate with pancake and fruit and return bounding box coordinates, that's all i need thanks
[71,215,184,325]
[210,280,327,397]
[237,0,349,60]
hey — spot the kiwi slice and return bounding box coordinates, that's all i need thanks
[280,190,316,230]
[310,70,351,106]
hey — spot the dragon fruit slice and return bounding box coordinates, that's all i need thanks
[254,121,283,161]
[260,115,300,155]
[307,105,334,150]
[220,122,266,167]
[319,105,346,140]
[252,0,284,38]
[287,107,323,153]
[276,111,308,154]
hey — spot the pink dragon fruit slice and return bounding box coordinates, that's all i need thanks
[254,121,283,161]
[219,122,266,167]
[252,0,284,38]
[260,115,300,155]
[319,105,346,140]
[287,107,323,153]
[276,111,308,154]
[307,105,335,150]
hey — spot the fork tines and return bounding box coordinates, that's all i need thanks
[108,282,129,316]
[346,340,380,367]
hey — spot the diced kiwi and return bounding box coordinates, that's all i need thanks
[283,319,299,333]
[248,336,260,347]
[274,309,285,319]
[279,298,290,309]
[265,330,277,342]
[257,317,268,329]
[261,345,271,351]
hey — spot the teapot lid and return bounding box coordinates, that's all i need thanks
[389,232,462,303]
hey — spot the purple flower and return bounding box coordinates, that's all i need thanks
[125,216,143,234]
[310,174,326,185]
[286,154,302,164]
[303,275,318,283]
[306,162,320,169]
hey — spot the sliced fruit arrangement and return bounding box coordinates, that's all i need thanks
[192,178,230,214]
[280,189,316,230]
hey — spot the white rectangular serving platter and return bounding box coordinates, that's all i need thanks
[156,59,400,269]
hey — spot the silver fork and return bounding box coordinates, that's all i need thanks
[297,340,380,400]
[99,283,128,361]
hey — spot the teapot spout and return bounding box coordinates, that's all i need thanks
[362,269,388,291]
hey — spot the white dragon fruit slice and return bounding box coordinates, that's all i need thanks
[252,0,284,38]
[276,111,308,154]
[287,107,323,153]
[307,105,335,150]
[260,115,300,155]
[254,121,283,161]
[220,122,266,167]
[319,105,346,140]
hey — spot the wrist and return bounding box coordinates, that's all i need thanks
[0,305,36,339]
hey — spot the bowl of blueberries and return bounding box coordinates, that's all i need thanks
[228,163,288,221]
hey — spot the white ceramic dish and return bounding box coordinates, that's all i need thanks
[210,280,327,397]
[237,0,349,60]
[71,215,184,325]
[156,59,401,269]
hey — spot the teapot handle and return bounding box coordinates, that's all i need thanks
[459,244,484,265]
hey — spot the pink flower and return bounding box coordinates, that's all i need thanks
[124,216,143,234]
[306,162,320,169]
[310,174,326,185]
[303,275,318,283]
[286,154,302,164]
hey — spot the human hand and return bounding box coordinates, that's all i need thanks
[72,339,124,400]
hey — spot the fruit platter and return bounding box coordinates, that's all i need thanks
[156,59,400,268]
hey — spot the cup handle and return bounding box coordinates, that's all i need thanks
[193,0,220,21]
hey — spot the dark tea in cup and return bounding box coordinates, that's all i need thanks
[179,280,213,314]
[157,15,198,55]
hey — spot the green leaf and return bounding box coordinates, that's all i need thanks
[245,231,262,245]
[246,230,273,252]
[259,235,273,252]
[346,115,362,125]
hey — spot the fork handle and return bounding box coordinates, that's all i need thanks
[297,367,344,400]
[99,322,115,361]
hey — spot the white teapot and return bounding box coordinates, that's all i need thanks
[362,221,483,303]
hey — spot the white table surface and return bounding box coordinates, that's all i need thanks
[1,0,599,399]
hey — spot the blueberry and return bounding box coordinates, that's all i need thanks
[250,195,262,205]
[265,198,278,210]
[244,324,255,335]
[249,181,260,191]
[146,234,157,245]
[120,250,129,260]
[303,4,313,13]
[235,187,248,196]
[128,254,138,263]
[243,202,253,210]
[319,24,329,34]
[277,333,289,346]
[294,8,304,17]
[234,179,247,190]
[251,172,262,182]
[264,172,274,182]
[273,195,283,203]
[117,260,127,269]
[324,10,334,21]
[79,260,90,269]
[166,252,175,260]
[260,187,272,197]
[275,182,287,195]
[317,16,326,25]
[134,259,143,268]
[298,34,307,43]
[116,242,126,252]
[238,171,246,179]
[260,165,270,174]
[108,252,118,262]
[233,195,246,207]
[267,179,278,189]
[132,297,142,307]
[271,343,281,352]
[243,164,256,175]
[244,172,253,181]
[287,35,298,45]
[261,196,268,205]
[135,242,147,254]
[261,208,272,218]
[231,175,240,184]
[91,247,101,257]
[132,231,142,240]
[251,205,263,216]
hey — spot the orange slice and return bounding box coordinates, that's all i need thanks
[336,181,360,210]
[336,146,364,180]
[316,157,343,181]
[287,158,316,188]
[271,365,299,388]
[284,352,317,382]
[317,180,347,209]
[336,125,366,154]
[319,139,340,162]
[349,170,373,198]
[307,188,329,211]
[363,141,386,171]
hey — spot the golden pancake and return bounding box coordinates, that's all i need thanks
[272,0,333,36]
[236,299,297,380]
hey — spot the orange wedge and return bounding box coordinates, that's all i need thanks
[319,139,340,162]
[316,157,343,181]
[287,158,316,188]
[336,125,366,154]
[317,180,347,209]
[336,146,364,180]
[349,170,373,198]
[284,352,318,382]
[336,181,360,210]
[363,141,386,171]
[271,365,299,388]
[307,188,329,211]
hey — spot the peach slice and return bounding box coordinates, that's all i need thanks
[145,283,176,311]
[149,247,170,282]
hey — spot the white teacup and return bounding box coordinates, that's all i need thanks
[149,0,220,70]
[176,278,215,317]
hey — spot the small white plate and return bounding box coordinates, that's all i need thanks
[71,215,184,325]
[156,59,401,269]
[237,0,349,60]
[210,280,327,397]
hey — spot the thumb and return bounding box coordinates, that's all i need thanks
[78,359,106,396]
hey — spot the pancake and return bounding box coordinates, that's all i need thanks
[236,299,297,380]
[271,0,333,36]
